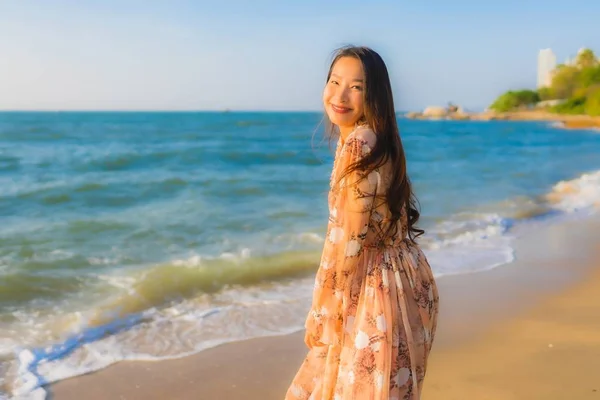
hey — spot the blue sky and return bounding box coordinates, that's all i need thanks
[0,1,598,111]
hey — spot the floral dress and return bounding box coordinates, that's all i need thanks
[285,126,439,400]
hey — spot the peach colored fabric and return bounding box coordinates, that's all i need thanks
[286,126,439,400]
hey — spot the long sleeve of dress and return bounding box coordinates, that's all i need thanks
[305,132,378,348]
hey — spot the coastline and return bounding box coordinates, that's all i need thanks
[406,109,600,130]
[48,215,600,400]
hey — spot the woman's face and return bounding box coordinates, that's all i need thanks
[323,56,365,134]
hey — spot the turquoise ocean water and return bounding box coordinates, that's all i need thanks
[1,112,599,398]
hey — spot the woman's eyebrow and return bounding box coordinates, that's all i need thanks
[330,73,364,83]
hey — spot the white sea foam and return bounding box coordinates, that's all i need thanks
[421,212,515,277]
[546,170,600,213]
[170,247,254,267]
[7,280,312,399]
[5,170,600,400]
[422,169,600,278]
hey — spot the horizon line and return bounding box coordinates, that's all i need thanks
[0,109,416,114]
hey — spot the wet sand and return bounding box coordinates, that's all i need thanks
[49,217,600,399]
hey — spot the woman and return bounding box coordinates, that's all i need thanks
[286,46,439,400]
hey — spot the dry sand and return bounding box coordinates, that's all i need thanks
[424,258,600,400]
[49,218,600,399]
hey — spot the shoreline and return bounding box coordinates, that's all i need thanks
[47,215,600,400]
[406,109,600,130]
[425,249,600,399]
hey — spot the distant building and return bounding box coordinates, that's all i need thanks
[537,48,557,88]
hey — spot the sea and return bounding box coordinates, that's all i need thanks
[1,112,599,398]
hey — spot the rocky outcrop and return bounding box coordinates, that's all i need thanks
[405,112,421,119]
[406,105,470,120]
[422,106,448,118]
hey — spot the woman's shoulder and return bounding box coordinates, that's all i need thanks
[347,124,377,149]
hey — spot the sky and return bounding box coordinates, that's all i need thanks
[0,1,599,111]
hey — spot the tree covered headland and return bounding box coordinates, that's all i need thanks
[490,48,600,116]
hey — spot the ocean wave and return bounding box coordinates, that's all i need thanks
[82,250,320,327]
[222,150,303,165]
[71,147,193,173]
[2,175,191,211]
[4,169,600,399]
[0,155,20,172]
[6,279,312,399]
[419,212,515,278]
[545,169,600,212]
[420,169,600,277]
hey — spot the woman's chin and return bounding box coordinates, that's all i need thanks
[327,114,358,131]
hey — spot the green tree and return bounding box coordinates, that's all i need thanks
[490,90,540,112]
[584,87,600,116]
[576,65,600,88]
[492,48,600,116]
[552,96,586,114]
[550,65,579,99]
[576,48,599,69]
[537,87,556,101]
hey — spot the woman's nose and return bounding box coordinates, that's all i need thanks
[335,87,349,104]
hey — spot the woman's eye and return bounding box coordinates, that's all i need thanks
[330,80,339,85]
[352,85,363,91]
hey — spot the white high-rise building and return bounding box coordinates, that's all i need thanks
[537,48,557,88]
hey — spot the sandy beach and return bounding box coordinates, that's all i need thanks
[424,264,600,400]
[46,216,600,399]
[2,5,599,400]
[407,109,600,130]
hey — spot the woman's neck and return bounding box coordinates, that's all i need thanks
[338,125,355,144]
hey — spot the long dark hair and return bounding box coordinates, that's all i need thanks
[325,45,423,242]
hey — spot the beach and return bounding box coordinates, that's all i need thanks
[407,109,600,130]
[2,112,600,399]
[49,215,600,399]
[2,4,599,399]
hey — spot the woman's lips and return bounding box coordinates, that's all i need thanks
[331,104,352,114]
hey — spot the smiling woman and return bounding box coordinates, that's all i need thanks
[323,56,366,139]
[285,46,439,400]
